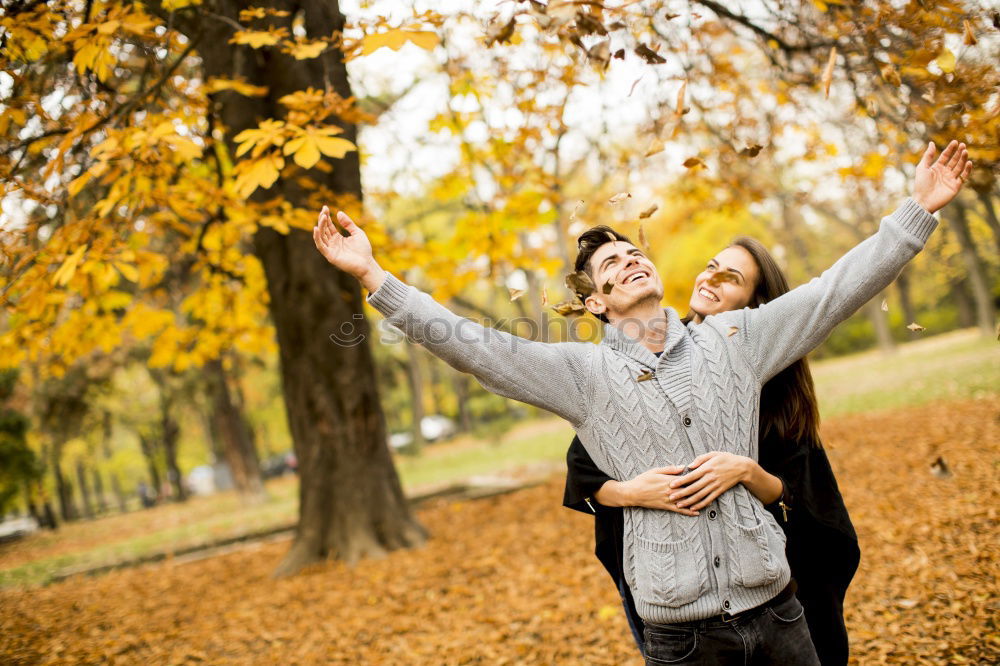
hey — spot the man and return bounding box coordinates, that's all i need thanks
[313,141,971,664]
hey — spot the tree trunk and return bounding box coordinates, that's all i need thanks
[186,0,425,574]
[75,460,94,519]
[404,342,426,453]
[92,468,107,514]
[974,188,1000,258]
[110,472,127,513]
[207,359,265,501]
[896,270,919,340]
[160,397,186,502]
[452,372,472,433]
[952,279,976,328]
[139,434,162,500]
[53,458,76,523]
[946,202,997,336]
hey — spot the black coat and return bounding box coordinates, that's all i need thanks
[563,431,860,665]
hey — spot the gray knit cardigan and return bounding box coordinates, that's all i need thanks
[366,198,937,624]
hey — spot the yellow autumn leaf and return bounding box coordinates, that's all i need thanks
[233,153,285,198]
[229,28,288,49]
[279,88,325,110]
[360,29,439,56]
[282,125,356,168]
[114,261,139,283]
[96,20,120,35]
[204,77,268,97]
[234,119,286,158]
[933,48,956,74]
[283,39,328,60]
[72,39,116,82]
[821,47,837,98]
[51,245,88,286]
[162,0,202,10]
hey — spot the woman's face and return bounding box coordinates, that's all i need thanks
[689,245,759,321]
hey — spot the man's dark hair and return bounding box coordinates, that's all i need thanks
[573,225,635,323]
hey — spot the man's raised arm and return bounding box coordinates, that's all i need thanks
[313,208,591,426]
[716,140,973,383]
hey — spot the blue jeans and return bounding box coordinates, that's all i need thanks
[643,595,821,665]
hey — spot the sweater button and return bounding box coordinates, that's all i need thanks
[709,510,717,520]
[723,600,731,611]
[682,416,692,427]
[713,556,721,568]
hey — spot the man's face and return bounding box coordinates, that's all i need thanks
[585,241,664,320]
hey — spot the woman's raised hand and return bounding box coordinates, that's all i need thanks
[313,207,386,292]
[912,140,973,214]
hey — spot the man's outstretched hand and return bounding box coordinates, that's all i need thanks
[913,140,973,214]
[313,207,386,293]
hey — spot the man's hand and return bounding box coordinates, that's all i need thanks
[597,466,700,516]
[912,140,973,214]
[313,207,387,293]
[668,452,753,511]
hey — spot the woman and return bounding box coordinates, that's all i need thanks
[563,237,861,665]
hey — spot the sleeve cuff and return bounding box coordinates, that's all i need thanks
[890,197,938,243]
[365,272,411,317]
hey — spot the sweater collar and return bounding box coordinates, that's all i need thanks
[601,306,686,368]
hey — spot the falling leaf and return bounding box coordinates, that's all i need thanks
[587,40,611,68]
[682,157,704,169]
[930,456,951,479]
[608,192,631,205]
[540,287,548,308]
[674,80,687,118]
[881,298,888,312]
[508,288,525,302]
[637,224,650,252]
[727,326,739,337]
[634,43,665,64]
[612,48,625,60]
[645,137,665,157]
[638,204,658,219]
[821,46,837,98]
[628,77,643,97]
[485,16,516,46]
[601,280,614,295]
[636,370,654,382]
[551,299,586,316]
[565,270,596,298]
[574,11,607,36]
[907,322,926,332]
[569,200,584,222]
[738,144,763,158]
[880,64,901,87]
[963,20,977,46]
[707,270,739,287]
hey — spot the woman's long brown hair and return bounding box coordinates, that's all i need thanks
[730,237,822,447]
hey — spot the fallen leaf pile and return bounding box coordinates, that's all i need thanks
[1,398,997,664]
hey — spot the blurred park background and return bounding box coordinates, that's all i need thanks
[1,0,998,663]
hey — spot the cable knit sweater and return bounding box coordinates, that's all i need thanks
[365,198,937,624]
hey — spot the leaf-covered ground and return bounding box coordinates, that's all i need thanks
[2,398,997,664]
